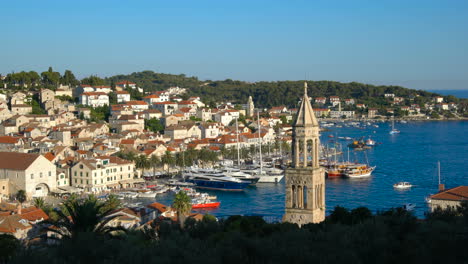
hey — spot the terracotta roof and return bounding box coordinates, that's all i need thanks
[0,215,31,233]
[43,152,55,161]
[126,101,148,106]
[0,152,40,170]
[430,186,468,201]
[19,206,49,222]
[147,202,169,213]
[120,139,135,145]
[116,91,129,94]
[0,136,22,144]
[144,94,160,99]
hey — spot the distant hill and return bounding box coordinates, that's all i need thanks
[106,71,445,108]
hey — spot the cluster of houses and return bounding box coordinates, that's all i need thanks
[0,84,297,201]
[313,93,460,118]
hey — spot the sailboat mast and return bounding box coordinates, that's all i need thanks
[347,146,350,163]
[235,117,240,168]
[257,111,263,173]
[438,161,441,185]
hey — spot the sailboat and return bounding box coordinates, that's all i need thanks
[426,161,443,204]
[389,116,400,134]
[246,112,284,183]
[226,117,260,185]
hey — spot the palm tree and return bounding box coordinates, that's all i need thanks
[172,191,192,229]
[44,195,125,240]
[100,194,121,214]
[149,155,161,177]
[15,190,26,205]
[161,151,175,173]
[135,155,150,177]
[33,197,45,209]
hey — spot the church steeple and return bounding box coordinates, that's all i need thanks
[295,82,319,127]
[283,81,325,226]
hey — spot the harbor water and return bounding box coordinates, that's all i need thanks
[140,121,468,220]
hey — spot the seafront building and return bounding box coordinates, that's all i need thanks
[70,156,140,193]
[0,152,57,198]
[428,186,468,212]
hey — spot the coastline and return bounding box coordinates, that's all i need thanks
[318,117,468,122]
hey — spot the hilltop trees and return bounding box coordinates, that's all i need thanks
[41,67,61,88]
[61,70,79,86]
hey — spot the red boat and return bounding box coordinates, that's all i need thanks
[192,201,220,209]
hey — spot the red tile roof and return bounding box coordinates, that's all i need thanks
[144,94,160,99]
[0,152,40,170]
[126,101,148,106]
[430,186,468,201]
[43,152,55,161]
[0,136,22,144]
[147,202,169,213]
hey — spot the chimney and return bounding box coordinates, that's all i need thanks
[17,203,22,215]
[438,184,445,192]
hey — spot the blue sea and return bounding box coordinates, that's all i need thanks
[144,121,468,219]
[429,89,468,99]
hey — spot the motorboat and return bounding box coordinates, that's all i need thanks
[137,191,157,198]
[192,197,220,209]
[365,138,376,146]
[183,171,251,191]
[221,167,260,185]
[393,182,412,189]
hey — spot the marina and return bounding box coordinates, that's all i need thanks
[117,120,467,219]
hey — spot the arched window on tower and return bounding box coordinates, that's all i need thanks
[303,186,308,209]
[297,185,302,208]
[292,185,296,208]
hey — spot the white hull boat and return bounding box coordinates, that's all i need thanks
[137,191,157,198]
[393,182,412,189]
[257,174,284,183]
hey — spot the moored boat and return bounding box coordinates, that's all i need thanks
[393,182,412,189]
[344,164,376,178]
[183,172,251,191]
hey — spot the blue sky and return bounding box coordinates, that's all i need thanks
[1,0,467,90]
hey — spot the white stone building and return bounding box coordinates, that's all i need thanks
[0,152,57,198]
[80,92,109,107]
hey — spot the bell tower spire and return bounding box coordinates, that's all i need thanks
[283,81,325,226]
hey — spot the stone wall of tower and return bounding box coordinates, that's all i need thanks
[246,96,254,117]
[283,82,325,226]
[283,167,325,225]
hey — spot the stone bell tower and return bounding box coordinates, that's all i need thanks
[246,96,255,118]
[283,82,325,226]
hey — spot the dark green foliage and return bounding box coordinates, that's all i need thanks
[89,105,110,122]
[41,67,61,88]
[55,95,74,102]
[60,70,79,86]
[144,118,164,132]
[0,234,19,262]
[81,75,106,86]
[4,204,468,263]
[15,190,26,204]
